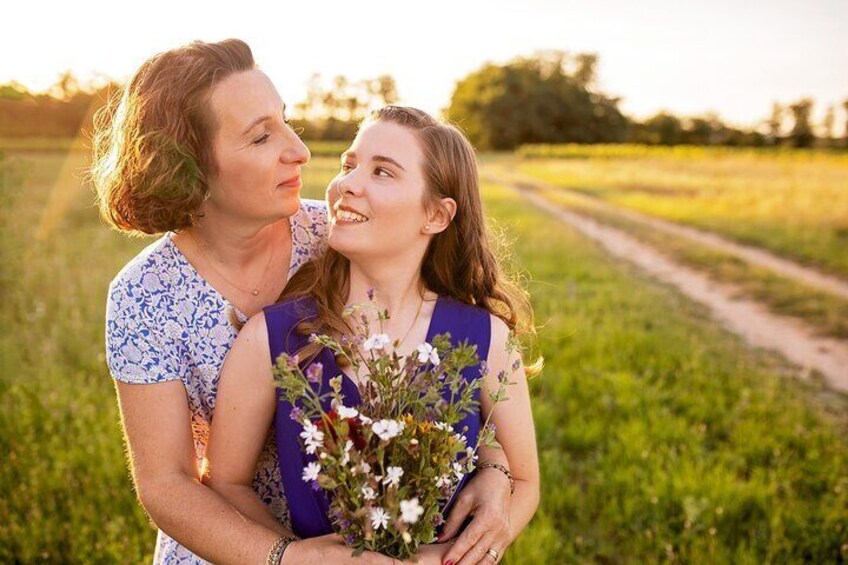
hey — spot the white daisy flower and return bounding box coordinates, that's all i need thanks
[372,419,405,441]
[415,342,440,365]
[452,461,465,482]
[301,461,321,482]
[382,466,404,488]
[361,485,377,501]
[400,498,425,524]
[363,333,391,351]
[341,439,354,466]
[435,474,452,488]
[370,507,390,530]
[335,404,359,419]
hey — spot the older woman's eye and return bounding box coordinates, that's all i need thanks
[340,162,353,172]
[374,167,392,177]
[253,133,271,145]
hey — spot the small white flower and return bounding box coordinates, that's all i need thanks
[372,419,405,441]
[400,498,425,524]
[341,439,354,466]
[302,461,321,482]
[383,466,404,488]
[335,404,359,419]
[370,507,390,530]
[359,414,373,425]
[357,462,372,475]
[435,474,452,488]
[434,421,451,432]
[402,531,412,543]
[452,461,465,482]
[415,342,440,365]
[299,420,325,455]
[363,333,391,351]
[453,432,467,446]
[465,447,478,464]
[361,485,377,501]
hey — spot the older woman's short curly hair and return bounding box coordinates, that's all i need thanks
[90,39,254,235]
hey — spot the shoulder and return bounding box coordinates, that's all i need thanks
[263,295,317,320]
[262,296,318,358]
[108,235,182,300]
[488,313,511,352]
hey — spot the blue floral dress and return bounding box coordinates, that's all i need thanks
[105,199,328,564]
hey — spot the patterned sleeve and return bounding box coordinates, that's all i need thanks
[105,268,189,385]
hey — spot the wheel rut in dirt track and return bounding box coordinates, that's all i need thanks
[503,180,848,392]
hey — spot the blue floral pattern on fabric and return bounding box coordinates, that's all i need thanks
[105,200,328,564]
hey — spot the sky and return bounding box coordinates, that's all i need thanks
[3,0,847,129]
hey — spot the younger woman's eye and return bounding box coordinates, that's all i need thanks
[253,133,271,145]
[340,162,354,172]
[374,167,392,177]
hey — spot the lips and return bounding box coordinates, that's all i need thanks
[277,174,301,188]
[333,203,369,223]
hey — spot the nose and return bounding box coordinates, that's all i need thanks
[336,169,364,197]
[280,128,310,166]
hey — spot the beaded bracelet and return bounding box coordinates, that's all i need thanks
[478,462,515,495]
[266,535,299,565]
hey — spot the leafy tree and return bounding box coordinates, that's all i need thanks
[446,52,628,150]
[767,103,783,145]
[788,98,815,148]
[641,112,684,145]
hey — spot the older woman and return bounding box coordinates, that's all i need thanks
[93,39,513,564]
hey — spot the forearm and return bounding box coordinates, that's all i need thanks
[206,481,289,535]
[506,478,540,544]
[139,471,292,564]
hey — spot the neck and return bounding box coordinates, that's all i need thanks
[346,257,426,315]
[186,212,286,269]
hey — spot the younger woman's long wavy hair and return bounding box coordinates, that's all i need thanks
[282,106,538,367]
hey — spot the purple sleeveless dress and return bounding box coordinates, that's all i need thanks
[264,296,491,538]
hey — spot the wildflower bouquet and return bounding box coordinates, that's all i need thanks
[273,299,512,560]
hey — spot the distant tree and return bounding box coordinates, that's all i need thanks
[573,53,598,88]
[291,73,400,141]
[821,105,835,147]
[843,99,848,148]
[767,102,783,145]
[788,98,815,148]
[642,112,683,145]
[446,52,627,150]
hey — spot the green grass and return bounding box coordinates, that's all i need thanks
[481,181,848,563]
[508,146,848,278]
[1,152,846,562]
[524,186,848,340]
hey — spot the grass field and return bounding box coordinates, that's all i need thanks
[1,148,846,562]
[511,144,848,279]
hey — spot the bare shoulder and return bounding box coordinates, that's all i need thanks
[488,313,512,353]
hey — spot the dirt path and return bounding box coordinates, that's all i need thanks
[492,173,848,301]
[506,181,848,392]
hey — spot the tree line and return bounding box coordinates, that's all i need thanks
[1,58,846,151]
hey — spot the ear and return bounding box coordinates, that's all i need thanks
[422,197,457,235]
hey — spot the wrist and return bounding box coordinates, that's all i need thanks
[267,535,300,565]
[477,462,515,495]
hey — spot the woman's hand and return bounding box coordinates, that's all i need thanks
[437,467,512,564]
[402,542,452,565]
[282,534,395,565]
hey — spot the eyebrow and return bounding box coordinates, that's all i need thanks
[241,103,288,136]
[342,151,406,171]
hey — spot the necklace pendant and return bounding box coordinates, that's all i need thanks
[252,289,260,296]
